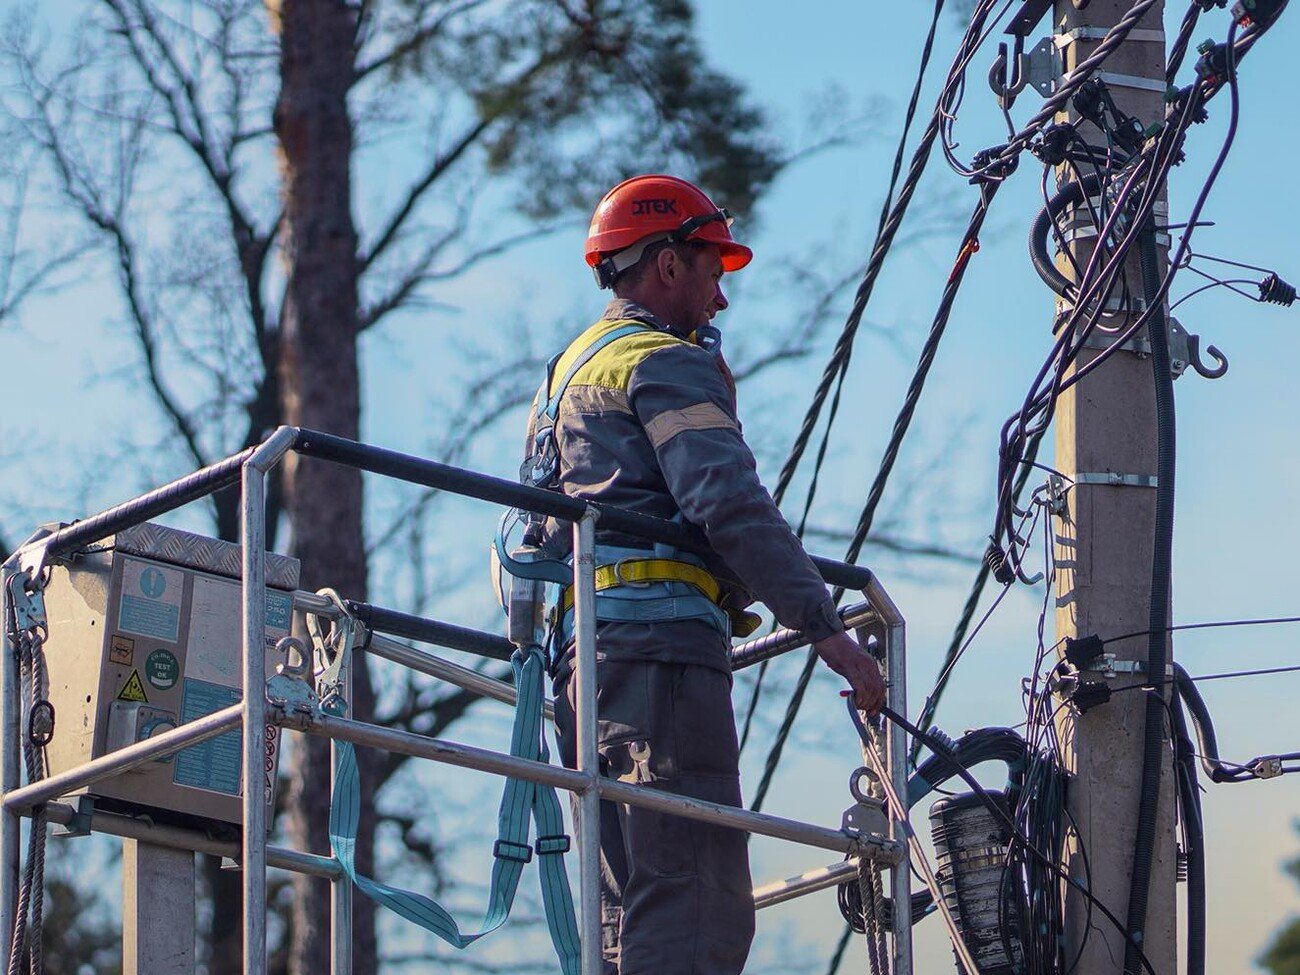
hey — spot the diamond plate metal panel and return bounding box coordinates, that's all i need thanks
[112,523,300,591]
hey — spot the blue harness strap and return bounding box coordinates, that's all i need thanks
[539,321,653,424]
[328,645,580,972]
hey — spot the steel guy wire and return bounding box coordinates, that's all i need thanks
[750,184,999,812]
[740,0,948,762]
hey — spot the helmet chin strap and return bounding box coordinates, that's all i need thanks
[593,233,671,289]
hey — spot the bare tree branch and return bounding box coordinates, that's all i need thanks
[800,524,979,565]
[359,221,569,331]
[358,115,492,274]
[14,53,214,473]
[352,0,492,82]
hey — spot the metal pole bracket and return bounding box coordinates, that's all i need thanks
[1073,471,1159,488]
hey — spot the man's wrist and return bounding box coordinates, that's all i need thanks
[801,599,845,642]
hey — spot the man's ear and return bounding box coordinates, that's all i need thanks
[655,246,678,285]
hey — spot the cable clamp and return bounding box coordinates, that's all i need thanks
[6,572,48,636]
[1057,226,1172,247]
[1079,654,1175,678]
[1093,71,1170,94]
[1253,758,1284,779]
[1069,317,1225,381]
[1056,296,1147,319]
[1073,472,1158,489]
[1053,27,1166,47]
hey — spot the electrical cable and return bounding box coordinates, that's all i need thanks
[855,701,1160,975]
[909,430,1045,763]
[769,0,951,512]
[739,0,949,760]
[1166,0,1205,84]
[766,0,1180,812]
[1101,613,1300,646]
[990,19,1255,569]
[750,186,998,812]
[1169,685,1206,975]
[1123,212,1179,975]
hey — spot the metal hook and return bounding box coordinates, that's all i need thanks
[988,36,1030,109]
[1186,333,1229,379]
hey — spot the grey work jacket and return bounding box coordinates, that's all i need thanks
[544,299,844,678]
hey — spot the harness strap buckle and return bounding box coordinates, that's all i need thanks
[613,558,655,588]
[492,839,533,864]
[534,834,571,856]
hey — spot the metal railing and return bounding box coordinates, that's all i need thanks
[1,426,913,974]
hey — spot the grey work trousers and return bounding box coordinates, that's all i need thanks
[555,659,756,975]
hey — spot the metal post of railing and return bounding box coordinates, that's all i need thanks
[0,560,18,953]
[242,426,297,975]
[865,577,912,973]
[571,508,601,975]
[331,691,352,975]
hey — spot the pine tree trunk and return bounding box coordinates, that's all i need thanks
[272,1,378,972]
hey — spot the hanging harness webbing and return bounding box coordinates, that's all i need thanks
[328,644,580,973]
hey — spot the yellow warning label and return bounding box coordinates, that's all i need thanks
[117,671,149,704]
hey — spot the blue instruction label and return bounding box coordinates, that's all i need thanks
[266,590,292,632]
[118,559,184,642]
[173,679,242,796]
[119,596,180,643]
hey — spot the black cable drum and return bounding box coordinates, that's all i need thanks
[930,791,1025,975]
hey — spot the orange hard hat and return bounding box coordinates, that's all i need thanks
[585,174,753,288]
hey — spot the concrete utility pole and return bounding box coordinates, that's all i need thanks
[1052,1,1178,973]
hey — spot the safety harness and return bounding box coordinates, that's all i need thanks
[494,317,759,656]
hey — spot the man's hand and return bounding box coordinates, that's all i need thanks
[814,631,886,716]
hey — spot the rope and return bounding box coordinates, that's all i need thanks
[859,858,887,975]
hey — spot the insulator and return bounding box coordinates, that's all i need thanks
[1258,272,1297,307]
[930,792,1025,975]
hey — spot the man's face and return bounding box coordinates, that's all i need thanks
[674,244,728,330]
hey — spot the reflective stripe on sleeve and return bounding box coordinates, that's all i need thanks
[643,402,738,449]
[562,385,633,416]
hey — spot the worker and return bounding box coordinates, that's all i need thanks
[533,174,887,974]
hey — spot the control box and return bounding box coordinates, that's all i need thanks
[39,522,300,829]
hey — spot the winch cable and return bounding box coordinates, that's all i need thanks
[750,185,998,813]
[737,0,948,756]
[855,707,982,975]
[6,585,49,975]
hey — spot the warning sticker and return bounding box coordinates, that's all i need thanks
[118,559,184,642]
[108,635,135,666]
[117,671,149,703]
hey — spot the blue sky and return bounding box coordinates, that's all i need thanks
[4,1,1300,972]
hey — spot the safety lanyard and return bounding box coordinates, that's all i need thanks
[328,645,580,972]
